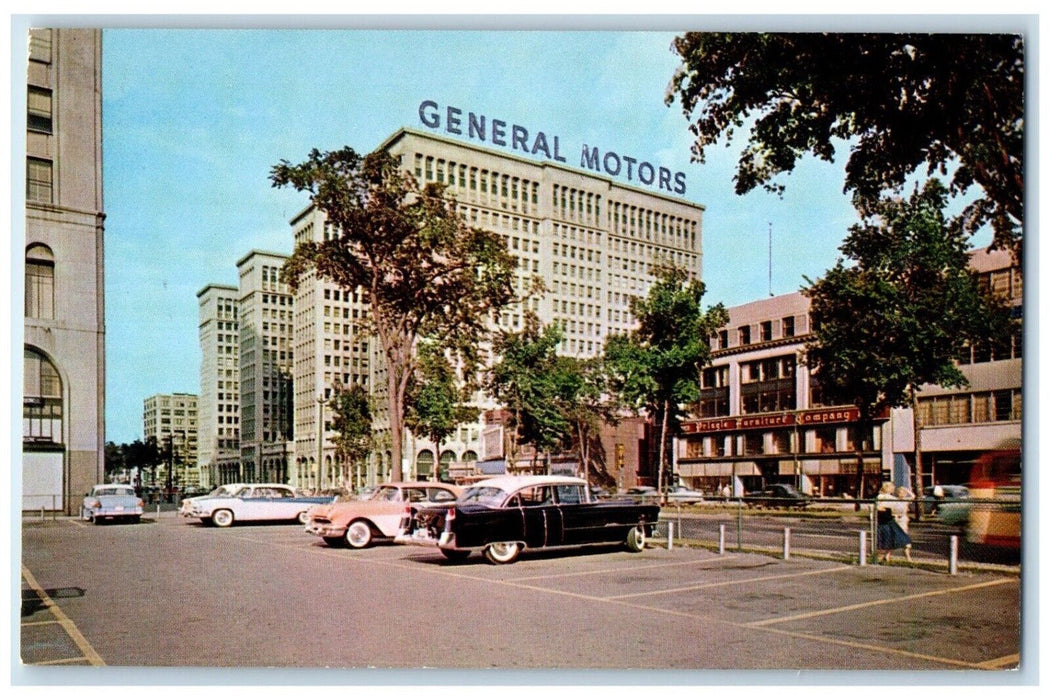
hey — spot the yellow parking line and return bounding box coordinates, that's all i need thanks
[749,577,1016,627]
[21,565,105,666]
[607,565,853,600]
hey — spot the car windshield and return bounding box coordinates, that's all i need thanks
[372,486,402,502]
[459,486,508,507]
[208,486,231,497]
[96,487,134,497]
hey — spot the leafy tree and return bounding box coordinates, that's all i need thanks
[667,33,1025,254]
[803,179,1014,499]
[486,314,570,470]
[273,148,519,481]
[550,355,615,487]
[328,381,375,489]
[405,343,479,481]
[104,441,126,479]
[603,263,728,498]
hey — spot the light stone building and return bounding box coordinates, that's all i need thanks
[23,28,106,512]
[288,128,706,486]
[236,251,295,484]
[196,284,241,486]
[143,393,199,490]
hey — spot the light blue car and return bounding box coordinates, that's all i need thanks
[82,484,144,524]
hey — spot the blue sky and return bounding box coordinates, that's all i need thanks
[99,26,994,444]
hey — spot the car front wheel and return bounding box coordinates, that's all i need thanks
[345,520,373,549]
[212,509,235,528]
[625,524,646,552]
[297,511,310,525]
[484,541,521,565]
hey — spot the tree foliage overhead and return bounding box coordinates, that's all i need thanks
[603,262,728,495]
[272,148,520,481]
[667,33,1025,253]
[804,179,1015,495]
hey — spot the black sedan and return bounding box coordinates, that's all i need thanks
[746,484,811,509]
[395,475,660,564]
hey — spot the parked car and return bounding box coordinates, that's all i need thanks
[305,481,462,548]
[746,484,810,509]
[81,484,144,524]
[623,486,658,501]
[178,483,246,517]
[395,475,660,564]
[921,485,971,525]
[666,485,705,505]
[187,484,336,527]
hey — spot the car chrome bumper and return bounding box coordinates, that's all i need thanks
[394,530,456,548]
[304,522,345,538]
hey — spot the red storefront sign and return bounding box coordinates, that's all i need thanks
[681,406,886,434]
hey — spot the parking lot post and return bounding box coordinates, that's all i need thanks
[736,498,743,551]
[666,521,674,550]
[858,530,868,566]
[782,527,791,560]
[718,523,726,555]
[949,535,959,575]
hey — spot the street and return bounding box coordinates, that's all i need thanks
[18,509,1022,678]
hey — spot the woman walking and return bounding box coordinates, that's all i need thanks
[876,481,912,563]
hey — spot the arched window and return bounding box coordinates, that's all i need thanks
[416,449,434,477]
[25,244,55,319]
[23,347,62,443]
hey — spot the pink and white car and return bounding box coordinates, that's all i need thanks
[305,481,461,548]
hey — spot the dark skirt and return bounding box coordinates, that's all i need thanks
[877,519,912,550]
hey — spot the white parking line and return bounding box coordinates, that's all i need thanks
[606,564,853,600]
[748,577,1016,627]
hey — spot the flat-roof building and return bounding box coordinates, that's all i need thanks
[289,127,707,486]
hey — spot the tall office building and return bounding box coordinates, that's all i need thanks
[236,251,295,484]
[22,28,106,513]
[196,284,241,486]
[143,393,199,490]
[288,208,375,490]
[288,128,706,483]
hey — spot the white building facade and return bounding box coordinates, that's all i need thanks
[236,251,295,484]
[287,128,707,485]
[196,284,240,486]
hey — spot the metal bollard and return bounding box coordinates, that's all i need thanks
[949,535,958,575]
[858,530,868,566]
[718,523,726,555]
[666,521,674,550]
[782,527,791,560]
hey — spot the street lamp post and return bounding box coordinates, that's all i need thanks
[316,394,325,492]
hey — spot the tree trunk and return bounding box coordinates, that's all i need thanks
[657,400,669,503]
[911,387,924,520]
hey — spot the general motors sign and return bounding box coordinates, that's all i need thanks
[418,99,688,196]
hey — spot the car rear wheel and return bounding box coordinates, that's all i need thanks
[212,509,235,528]
[345,520,373,549]
[625,524,646,552]
[484,541,521,565]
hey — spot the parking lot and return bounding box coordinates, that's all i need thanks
[18,510,1023,680]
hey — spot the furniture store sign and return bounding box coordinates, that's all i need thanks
[418,99,688,196]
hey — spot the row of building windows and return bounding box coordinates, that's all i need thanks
[608,201,698,250]
[917,389,1022,426]
[683,425,875,459]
